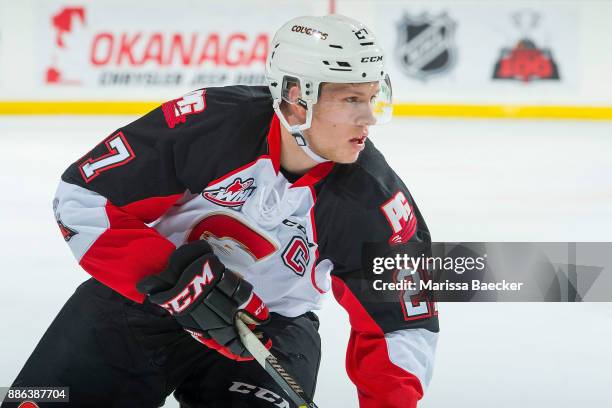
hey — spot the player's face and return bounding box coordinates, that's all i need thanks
[306,82,379,163]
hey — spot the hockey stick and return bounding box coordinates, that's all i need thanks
[235,314,319,408]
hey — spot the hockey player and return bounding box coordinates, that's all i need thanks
[2,15,438,408]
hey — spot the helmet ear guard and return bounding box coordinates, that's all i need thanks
[280,76,318,107]
[273,76,315,135]
[273,75,328,163]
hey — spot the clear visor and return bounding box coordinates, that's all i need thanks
[280,75,393,129]
[314,75,393,127]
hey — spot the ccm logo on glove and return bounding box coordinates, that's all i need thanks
[161,261,215,314]
[137,240,272,361]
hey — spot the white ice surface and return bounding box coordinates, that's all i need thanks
[0,116,611,407]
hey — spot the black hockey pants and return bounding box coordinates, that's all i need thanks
[1,278,321,407]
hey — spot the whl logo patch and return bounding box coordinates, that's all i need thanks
[202,177,256,208]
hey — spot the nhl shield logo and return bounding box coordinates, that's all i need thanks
[395,12,457,80]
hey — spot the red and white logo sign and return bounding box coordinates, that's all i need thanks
[380,191,417,245]
[47,6,85,84]
[39,2,318,89]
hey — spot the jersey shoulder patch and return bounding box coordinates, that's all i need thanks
[162,89,207,129]
[160,85,272,129]
[324,139,424,252]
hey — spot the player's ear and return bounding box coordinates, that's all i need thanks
[286,85,307,123]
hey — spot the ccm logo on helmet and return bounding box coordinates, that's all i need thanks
[361,56,383,63]
[161,261,215,314]
[291,25,328,40]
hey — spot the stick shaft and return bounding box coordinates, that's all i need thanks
[235,317,318,408]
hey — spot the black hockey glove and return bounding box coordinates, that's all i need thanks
[136,240,271,361]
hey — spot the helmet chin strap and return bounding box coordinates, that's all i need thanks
[273,101,330,164]
[291,130,329,164]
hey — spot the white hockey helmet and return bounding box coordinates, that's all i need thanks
[266,15,393,162]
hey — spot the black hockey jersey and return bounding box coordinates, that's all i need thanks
[54,86,439,407]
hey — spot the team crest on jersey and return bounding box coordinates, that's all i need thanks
[281,219,315,276]
[202,177,256,208]
[162,89,207,129]
[381,191,417,246]
[282,236,311,276]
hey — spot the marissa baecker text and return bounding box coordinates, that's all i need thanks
[373,279,525,292]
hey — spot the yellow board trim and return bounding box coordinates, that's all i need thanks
[1,101,612,120]
[0,101,160,115]
[392,104,612,120]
